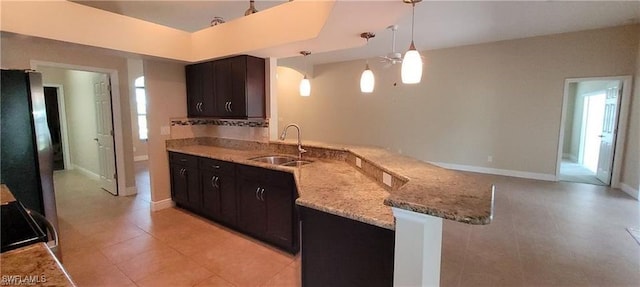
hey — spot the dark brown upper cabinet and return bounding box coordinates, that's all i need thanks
[185,62,214,117]
[186,55,265,119]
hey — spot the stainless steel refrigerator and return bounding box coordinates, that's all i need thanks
[1,69,60,252]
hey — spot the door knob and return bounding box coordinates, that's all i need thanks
[93,138,99,141]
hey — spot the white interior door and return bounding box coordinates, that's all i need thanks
[94,75,117,195]
[596,86,621,185]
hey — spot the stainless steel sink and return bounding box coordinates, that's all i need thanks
[280,160,314,167]
[248,155,313,166]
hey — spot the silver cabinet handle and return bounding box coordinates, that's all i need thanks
[255,187,260,200]
[212,165,220,169]
[259,188,265,201]
[211,175,216,188]
[224,102,229,112]
[179,168,183,176]
[228,101,232,112]
[198,102,203,112]
[196,102,200,112]
[215,177,220,188]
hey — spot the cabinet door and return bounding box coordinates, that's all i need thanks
[170,164,189,206]
[219,173,237,226]
[264,184,293,247]
[229,56,247,118]
[237,178,267,236]
[185,64,203,117]
[214,59,232,117]
[185,166,202,211]
[200,62,215,116]
[200,169,221,219]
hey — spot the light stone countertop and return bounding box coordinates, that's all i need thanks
[0,243,75,287]
[1,184,16,204]
[166,138,494,230]
[0,185,75,286]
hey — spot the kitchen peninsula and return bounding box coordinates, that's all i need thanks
[166,137,494,286]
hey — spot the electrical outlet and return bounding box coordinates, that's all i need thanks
[356,157,362,168]
[383,172,392,187]
[488,155,493,163]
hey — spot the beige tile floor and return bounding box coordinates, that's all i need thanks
[54,163,640,287]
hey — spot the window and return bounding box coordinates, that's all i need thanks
[134,76,148,140]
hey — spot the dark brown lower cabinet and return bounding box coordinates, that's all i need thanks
[169,153,200,211]
[237,164,298,253]
[199,157,237,225]
[168,152,298,254]
[300,206,395,287]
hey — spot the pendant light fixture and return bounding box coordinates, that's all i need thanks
[245,0,258,16]
[359,32,376,93]
[299,51,311,97]
[401,0,423,84]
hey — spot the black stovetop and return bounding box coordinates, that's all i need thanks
[1,201,47,253]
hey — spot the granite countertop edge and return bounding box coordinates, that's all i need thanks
[166,138,494,229]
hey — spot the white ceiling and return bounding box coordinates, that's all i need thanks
[72,1,640,67]
[73,0,288,32]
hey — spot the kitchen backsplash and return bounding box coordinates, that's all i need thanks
[170,118,269,142]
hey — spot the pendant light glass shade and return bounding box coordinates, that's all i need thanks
[360,64,375,93]
[401,42,422,84]
[299,51,311,97]
[402,0,423,84]
[299,76,311,97]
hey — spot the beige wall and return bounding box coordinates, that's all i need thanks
[562,83,577,160]
[127,58,149,159]
[278,25,639,179]
[621,43,640,190]
[39,67,104,175]
[144,59,187,202]
[1,33,137,188]
[64,70,100,174]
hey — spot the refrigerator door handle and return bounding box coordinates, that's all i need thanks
[26,208,59,257]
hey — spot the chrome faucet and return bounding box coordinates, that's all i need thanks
[280,124,306,159]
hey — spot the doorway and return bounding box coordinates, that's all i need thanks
[40,66,119,195]
[557,76,632,186]
[43,86,65,171]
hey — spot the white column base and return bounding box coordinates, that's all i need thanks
[392,207,443,287]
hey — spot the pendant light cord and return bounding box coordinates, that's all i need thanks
[411,2,415,43]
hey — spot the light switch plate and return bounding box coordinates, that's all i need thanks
[160,126,170,135]
[383,172,392,187]
[356,157,362,168]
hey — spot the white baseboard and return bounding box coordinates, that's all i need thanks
[150,198,175,211]
[429,162,556,181]
[620,183,639,200]
[120,186,137,196]
[72,164,100,180]
[134,155,149,162]
[562,153,578,162]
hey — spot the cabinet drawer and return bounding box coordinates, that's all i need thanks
[169,152,198,167]
[237,164,293,188]
[199,157,234,174]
